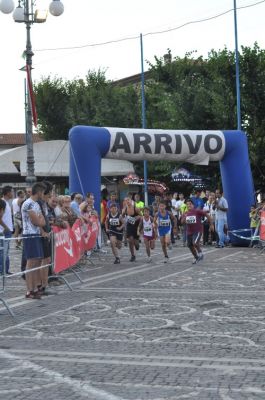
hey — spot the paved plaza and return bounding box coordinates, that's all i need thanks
[0,241,265,400]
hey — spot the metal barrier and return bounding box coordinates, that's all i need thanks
[0,233,83,318]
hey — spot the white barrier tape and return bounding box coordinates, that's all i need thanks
[0,234,49,241]
[3,263,52,279]
[228,230,260,241]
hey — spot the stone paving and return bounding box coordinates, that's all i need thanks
[0,240,265,399]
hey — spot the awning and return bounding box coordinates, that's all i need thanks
[0,140,134,177]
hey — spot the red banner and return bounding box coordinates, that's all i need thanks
[52,216,99,274]
[260,211,265,241]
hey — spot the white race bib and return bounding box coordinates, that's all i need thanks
[186,215,197,224]
[110,218,119,226]
[127,216,136,225]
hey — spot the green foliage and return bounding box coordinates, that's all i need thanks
[34,45,265,190]
[34,70,141,141]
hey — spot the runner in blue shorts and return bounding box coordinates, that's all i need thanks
[154,200,176,263]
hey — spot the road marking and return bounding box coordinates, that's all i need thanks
[143,249,219,285]
[0,252,195,313]
[8,348,265,364]
[6,351,265,372]
[213,251,243,262]
[0,348,124,400]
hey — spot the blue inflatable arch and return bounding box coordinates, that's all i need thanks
[69,126,254,240]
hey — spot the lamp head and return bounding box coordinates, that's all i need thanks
[13,4,24,22]
[49,0,64,17]
[0,0,15,14]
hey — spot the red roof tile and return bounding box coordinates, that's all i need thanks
[0,134,43,145]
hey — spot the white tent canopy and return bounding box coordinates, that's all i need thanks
[0,140,134,177]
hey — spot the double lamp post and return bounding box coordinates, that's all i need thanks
[0,0,64,185]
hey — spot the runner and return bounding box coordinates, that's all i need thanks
[122,198,141,262]
[105,203,124,264]
[154,200,176,263]
[138,207,156,263]
[182,198,214,264]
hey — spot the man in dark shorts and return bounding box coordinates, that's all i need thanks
[182,198,213,264]
[21,182,46,299]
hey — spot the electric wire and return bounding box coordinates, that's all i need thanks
[34,0,265,53]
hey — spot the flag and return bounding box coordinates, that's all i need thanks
[26,64,38,128]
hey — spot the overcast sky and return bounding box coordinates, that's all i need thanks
[0,0,264,133]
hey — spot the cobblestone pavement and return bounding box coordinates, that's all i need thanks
[1,240,265,399]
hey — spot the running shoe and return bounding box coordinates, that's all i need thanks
[130,255,136,262]
[114,257,120,264]
[192,257,200,265]
[164,256,169,263]
[147,257,152,263]
[198,253,204,261]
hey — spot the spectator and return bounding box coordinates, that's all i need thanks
[70,193,83,217]
[47,195,58,222]
[107,192,120,211]
[203,193,216,245]
[0,186,14,275]
[25,187,32,199]
[191,189,205,210]
[21,182,46,299]
[12,189,25,249]
[215,189,229,248]
[38,181,53,295]
[80,192,98,217]
[54,195,65,217]
[134,193,145,215]
[60,195,78,227]
[0,199,7,275]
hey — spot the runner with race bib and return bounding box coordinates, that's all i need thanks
[182,198,214,264]
[138,207,156,263]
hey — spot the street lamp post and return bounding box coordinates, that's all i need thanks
[0,0,64,185]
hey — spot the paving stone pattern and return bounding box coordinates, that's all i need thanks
[0,241,265,399]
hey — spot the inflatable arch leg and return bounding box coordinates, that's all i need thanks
[221,131,254,235]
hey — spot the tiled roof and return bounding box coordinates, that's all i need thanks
[0,134,43,145]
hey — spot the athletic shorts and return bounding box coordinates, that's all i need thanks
[23,234,44,260]
[126,223,139,239]
[143,234,155,241]
[158,228,171,238]
[109,231,123,241]
[187,232,202,247]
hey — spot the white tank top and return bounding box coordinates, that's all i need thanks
[143,217,153,237]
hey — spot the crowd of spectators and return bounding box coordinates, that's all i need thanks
[0,184,98,299]
[0,184,264,297]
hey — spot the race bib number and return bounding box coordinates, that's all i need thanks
[144,226,152,232]
[110,218,119,226]
[186,215,197,224]
[160,219,170,227]
[127,216,136,225]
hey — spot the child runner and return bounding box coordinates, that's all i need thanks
[105,203,124,264]
[154,200,176,263]
[138,207,156,263]
[182,198,213,264]
[122,198,141,262]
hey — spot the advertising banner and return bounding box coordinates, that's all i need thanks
[53,216,99,274]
